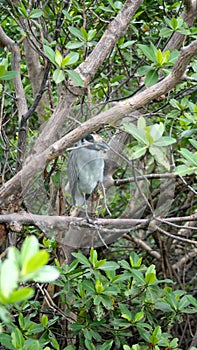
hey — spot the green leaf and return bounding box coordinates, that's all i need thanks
[0,65,6,77]
[174,164,192,176]
[137,65,152,77]
[145,265,156,284]
[68,26,84,40]
[155,49,163,65]
[98,261,119,271]
[55,49,63,67]
[21,250,49,276]
[154,136,176,147]
[131,145,147,159]
[72,252,91,266]
[137,116,146,130]
[123,123,146,144]
[27,265,59,283]
[18,3,28,17]
[23,339,41,350]
[171,17,178,30]
[20,236,39,269]
[134,311,144,323]
[44,45,56,65]
[162,50,170,63]
[95,279,104,293]
[8,287,34,303]
[62,52,79,67]
[67,70,84,87]
[149,123,164,141]
[89,248,98,267]
[66,41,84,49]
[169,98,181,110]
[179,148,197,166]
[130,252,143,268]
[149,146,171,170]
[160,27,173,37]
[11,328,25,349]
[53,69,65,84]
[138,44,156,62]
[149,326,161,346]
[29,8,42,18]
[98,339,113,350]
[88,29,97,41]
[0,71,18,80]
[41,314,48,327]
[80,27,88,40]
[144,68,158,87]
[0,259,19,298]
[189,138,197,150]
[0,333,14,349]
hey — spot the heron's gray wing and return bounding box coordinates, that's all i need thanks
[68,150,79,204]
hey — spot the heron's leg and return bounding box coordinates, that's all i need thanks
[83,192,92,223]
[101,183,111,216]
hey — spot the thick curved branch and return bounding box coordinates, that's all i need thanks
[0,39,197,206]
[30,0,143,156]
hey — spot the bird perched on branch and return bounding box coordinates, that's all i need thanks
[68,134,109,218]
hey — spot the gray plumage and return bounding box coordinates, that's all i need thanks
[68,135,109,206]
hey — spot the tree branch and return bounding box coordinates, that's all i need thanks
[0,39,197,206]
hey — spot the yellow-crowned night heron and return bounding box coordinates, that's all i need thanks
[68,134,109,217]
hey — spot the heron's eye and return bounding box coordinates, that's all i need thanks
[85,134,94,143]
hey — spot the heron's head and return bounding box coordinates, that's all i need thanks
[81,134,109,152]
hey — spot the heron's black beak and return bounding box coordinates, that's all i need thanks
[95,142,110,151]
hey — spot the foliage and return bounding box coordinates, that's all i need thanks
[0,0,197,349]
[0,235,60,349]
[123,116,176,170]
[1,248,196,349]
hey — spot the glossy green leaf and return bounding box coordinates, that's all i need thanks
[11,328,25,349]
[189,139,197,149]
[55,49,63,67]
[95,280,104,293]
[144,68,158,87]
[131,145,147,159]
[31,265,60,282]
[149,146,170,170]
[72,252,91,266]
[62,52,79,66]
[53,69,65,84]
[155,49,163,65]
[0,65,6,77]
[98,261,119,271]
[138,43,156,62]
[21,250,49,276]
[66,41,84,49]
[179,148,197,165]
[145,265,156,284]
[68,26,84,40]
[67,70,84,87]
[80,27,88,40]
[90,248,98,267]
[98,339,113,350]
[134,311,144,323]
[0,71,18,80]
[123,123,146,144]
[44,45,56,65]
[154,136,176,147]
[20,236,39,269]
[8,287,34,303]
[87,29,97,41]
[0,259,19,298]
[29,8,42,18]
